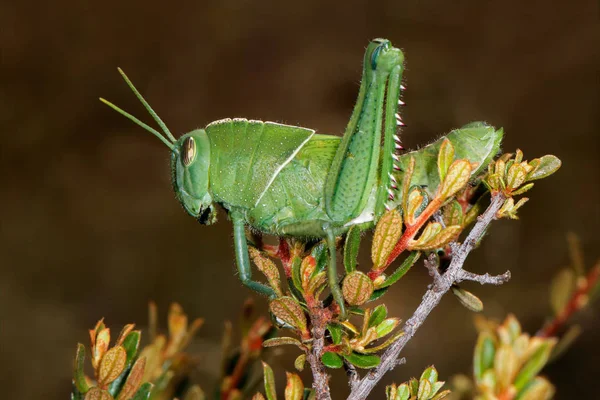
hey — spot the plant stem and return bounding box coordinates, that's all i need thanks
[307,303,332,400]
[537,261,600,337]
[347,193,509,400]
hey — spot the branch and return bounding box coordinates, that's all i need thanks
[347,193,510,400]
[457,269,512,285]
[307,306,332,400]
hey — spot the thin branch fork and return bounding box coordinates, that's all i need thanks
[347,193,510,400]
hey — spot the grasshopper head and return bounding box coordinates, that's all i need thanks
[100,68,217,225]
[171,130,217,224]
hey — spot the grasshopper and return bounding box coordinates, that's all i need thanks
[101,39,502,318]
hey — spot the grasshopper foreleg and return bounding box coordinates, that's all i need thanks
[231,210,277,298]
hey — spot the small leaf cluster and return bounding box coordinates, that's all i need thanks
[320,304,403,369]
[219,299,275,400]
[263,270,403,369]
[386,366,450,400]
[484,151,560,219]
[472,315,556,400]
[71,303,205,400]
[369,137,487,288]
[72,320,152,400]
[252,362,314,400]
[139,303,204,400]
[539,233,600,356]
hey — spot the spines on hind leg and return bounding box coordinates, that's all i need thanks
[324,40,405,224]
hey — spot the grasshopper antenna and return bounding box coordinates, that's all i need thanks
[99,67,177,150]
[99,97,174,150]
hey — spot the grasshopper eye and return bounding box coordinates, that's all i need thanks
[182,137,197,166]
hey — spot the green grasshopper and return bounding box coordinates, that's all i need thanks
[101,39,501,318]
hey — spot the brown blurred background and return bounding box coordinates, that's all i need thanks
[1,0,598,398]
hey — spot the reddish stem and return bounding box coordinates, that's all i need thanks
[538,264,600,338]
[370,197,443,280]
[221,317,270,399]
[276,239,292,277]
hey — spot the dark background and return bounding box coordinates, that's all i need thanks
[1,0,598,398]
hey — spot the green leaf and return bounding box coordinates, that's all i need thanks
[311,242,328,274]
[396,383,411,400]
[73,344,90,394]
[291,257,303,294]
[420,366,439,385]
[405,186,426,224]
[375,318,400,338]
[506,163,528,190]
[130,383,153,400]
[451,286,483,312]
[368,305,388,328]
[303,388,316,400]
[327,324,343,345]
[549,268,575,316]
[344,226,361,273]
[401,156,416,213]
[409,378,419,395]
[84,388,113,400]
[417,378,432,399]
[371,209,403,269]
[342,271,374,306]
[431,390,451,400]
[121,331,141,366]
[263,337,304,348]
[249,247,283,297]
[443,200,463,227]
[414,222,442,246]
[262,362,277,400]
[368,287,389,301]
[526,155,561,181]
[511,182,534,196]
[411,225,461,251]
[71,382,85,400]
[439,159,472,199]
[463,198,483,227]
[360,331,404,354]
[321,352,343,369]
[115,357,146,400]
[513,341,556,391]
[343,352,381,369]
[515,376,555,400]
[430,382,446,398]
[108,364,130,397]
[474,332,496,381]
[479,370,497,394]
[284,372,304,400]
[437,138,455,182]
[379,251,421,288]
[98,346,127,387]
[294,354,306,372]
[494,344,518,392]
[386,384,409,400]
[269,297,307,333]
